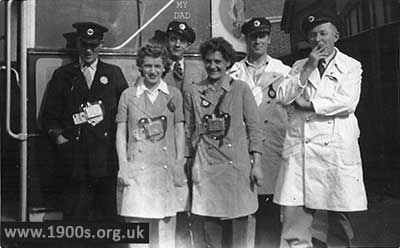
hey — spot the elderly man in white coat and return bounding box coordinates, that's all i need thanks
[274,13,367,248]
[230,17,290,246]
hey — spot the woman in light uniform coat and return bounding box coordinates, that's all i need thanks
[115,44,186,248]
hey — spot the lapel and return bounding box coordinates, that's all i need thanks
[237,60,256,89]
[89,59,110,98]
[198,81,218,108]
[70,61,90,97]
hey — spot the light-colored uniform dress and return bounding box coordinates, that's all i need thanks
[184,75,263,218]
[116,78,186,218]
[230,56,291,194]
[274,48,367,211]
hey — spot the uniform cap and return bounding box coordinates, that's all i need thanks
[241,17,271,35]
[166,21,196,43]
[72,22,108,44]
[302,12,338,35]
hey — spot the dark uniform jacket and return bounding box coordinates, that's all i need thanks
[42,59,128,179]
[164,58,207,93]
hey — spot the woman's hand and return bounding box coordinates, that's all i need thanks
[117,161,130,187]
[250,152,264,186]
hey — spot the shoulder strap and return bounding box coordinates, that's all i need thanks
[214,79,233,114]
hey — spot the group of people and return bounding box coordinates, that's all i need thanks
[42,12,367,248]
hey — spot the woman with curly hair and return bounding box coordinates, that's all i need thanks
[184,37,264,248]
[115,44,186,247]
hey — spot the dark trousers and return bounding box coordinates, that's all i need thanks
[62,176,117,221]
[191,214,256,248]
[255,195,281,248]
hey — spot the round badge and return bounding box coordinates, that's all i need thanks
[308,16,315,23]
[87,28,94,36]
[201,99,210,107]
[179,23,186,30]
[254,20,260,27]
[100,76,108,84]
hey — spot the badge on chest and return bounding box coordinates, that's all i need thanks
[134,116,167,142]
[72,101,104,126]
[202,112,230,140]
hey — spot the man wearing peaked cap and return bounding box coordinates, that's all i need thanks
[42,21,128,222]
[273,12,367,248]
[154,20,207,94]
[230,16,291,247]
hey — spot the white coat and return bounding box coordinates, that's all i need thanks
[230,57,291,194]
[273,48,368,211]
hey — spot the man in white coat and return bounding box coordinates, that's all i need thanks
[274,13,367,248]
[230,17,290,246]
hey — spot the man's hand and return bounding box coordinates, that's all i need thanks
[55,134,69,145]
[304,44,329,70]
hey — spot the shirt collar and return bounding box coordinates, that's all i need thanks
[172,58,184,69]
[244,55,270,68]
[80,57,98,70]
[136,77,169,97]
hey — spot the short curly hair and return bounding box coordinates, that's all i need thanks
[199,37,236,66]
[137,43,171,77]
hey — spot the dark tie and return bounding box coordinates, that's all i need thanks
[173,62,183,81]
[318,59,326,78]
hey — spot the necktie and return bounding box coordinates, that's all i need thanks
[82,65,93,89]
[173,62,183,81]
[317,59,326,78]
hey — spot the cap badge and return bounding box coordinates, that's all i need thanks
[308,15,315,23]
[179,23,186,30]
[254,20,261,27]
[100,76,108,84]
[87,28,94,36]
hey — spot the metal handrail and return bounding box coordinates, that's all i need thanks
[1,66,20,88]
[105,0,175,50]
[6,0,26,141]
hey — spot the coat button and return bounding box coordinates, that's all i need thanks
[305,117,310,122]
[104,132,108,137]
[163,146,167,151]
[213,137,217,140]
[264,120,268,124]
[324,141,329,146]
[227,144,232,148]
[163,165,168,169]
[305,138,310,144]
[228,161,233,165]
